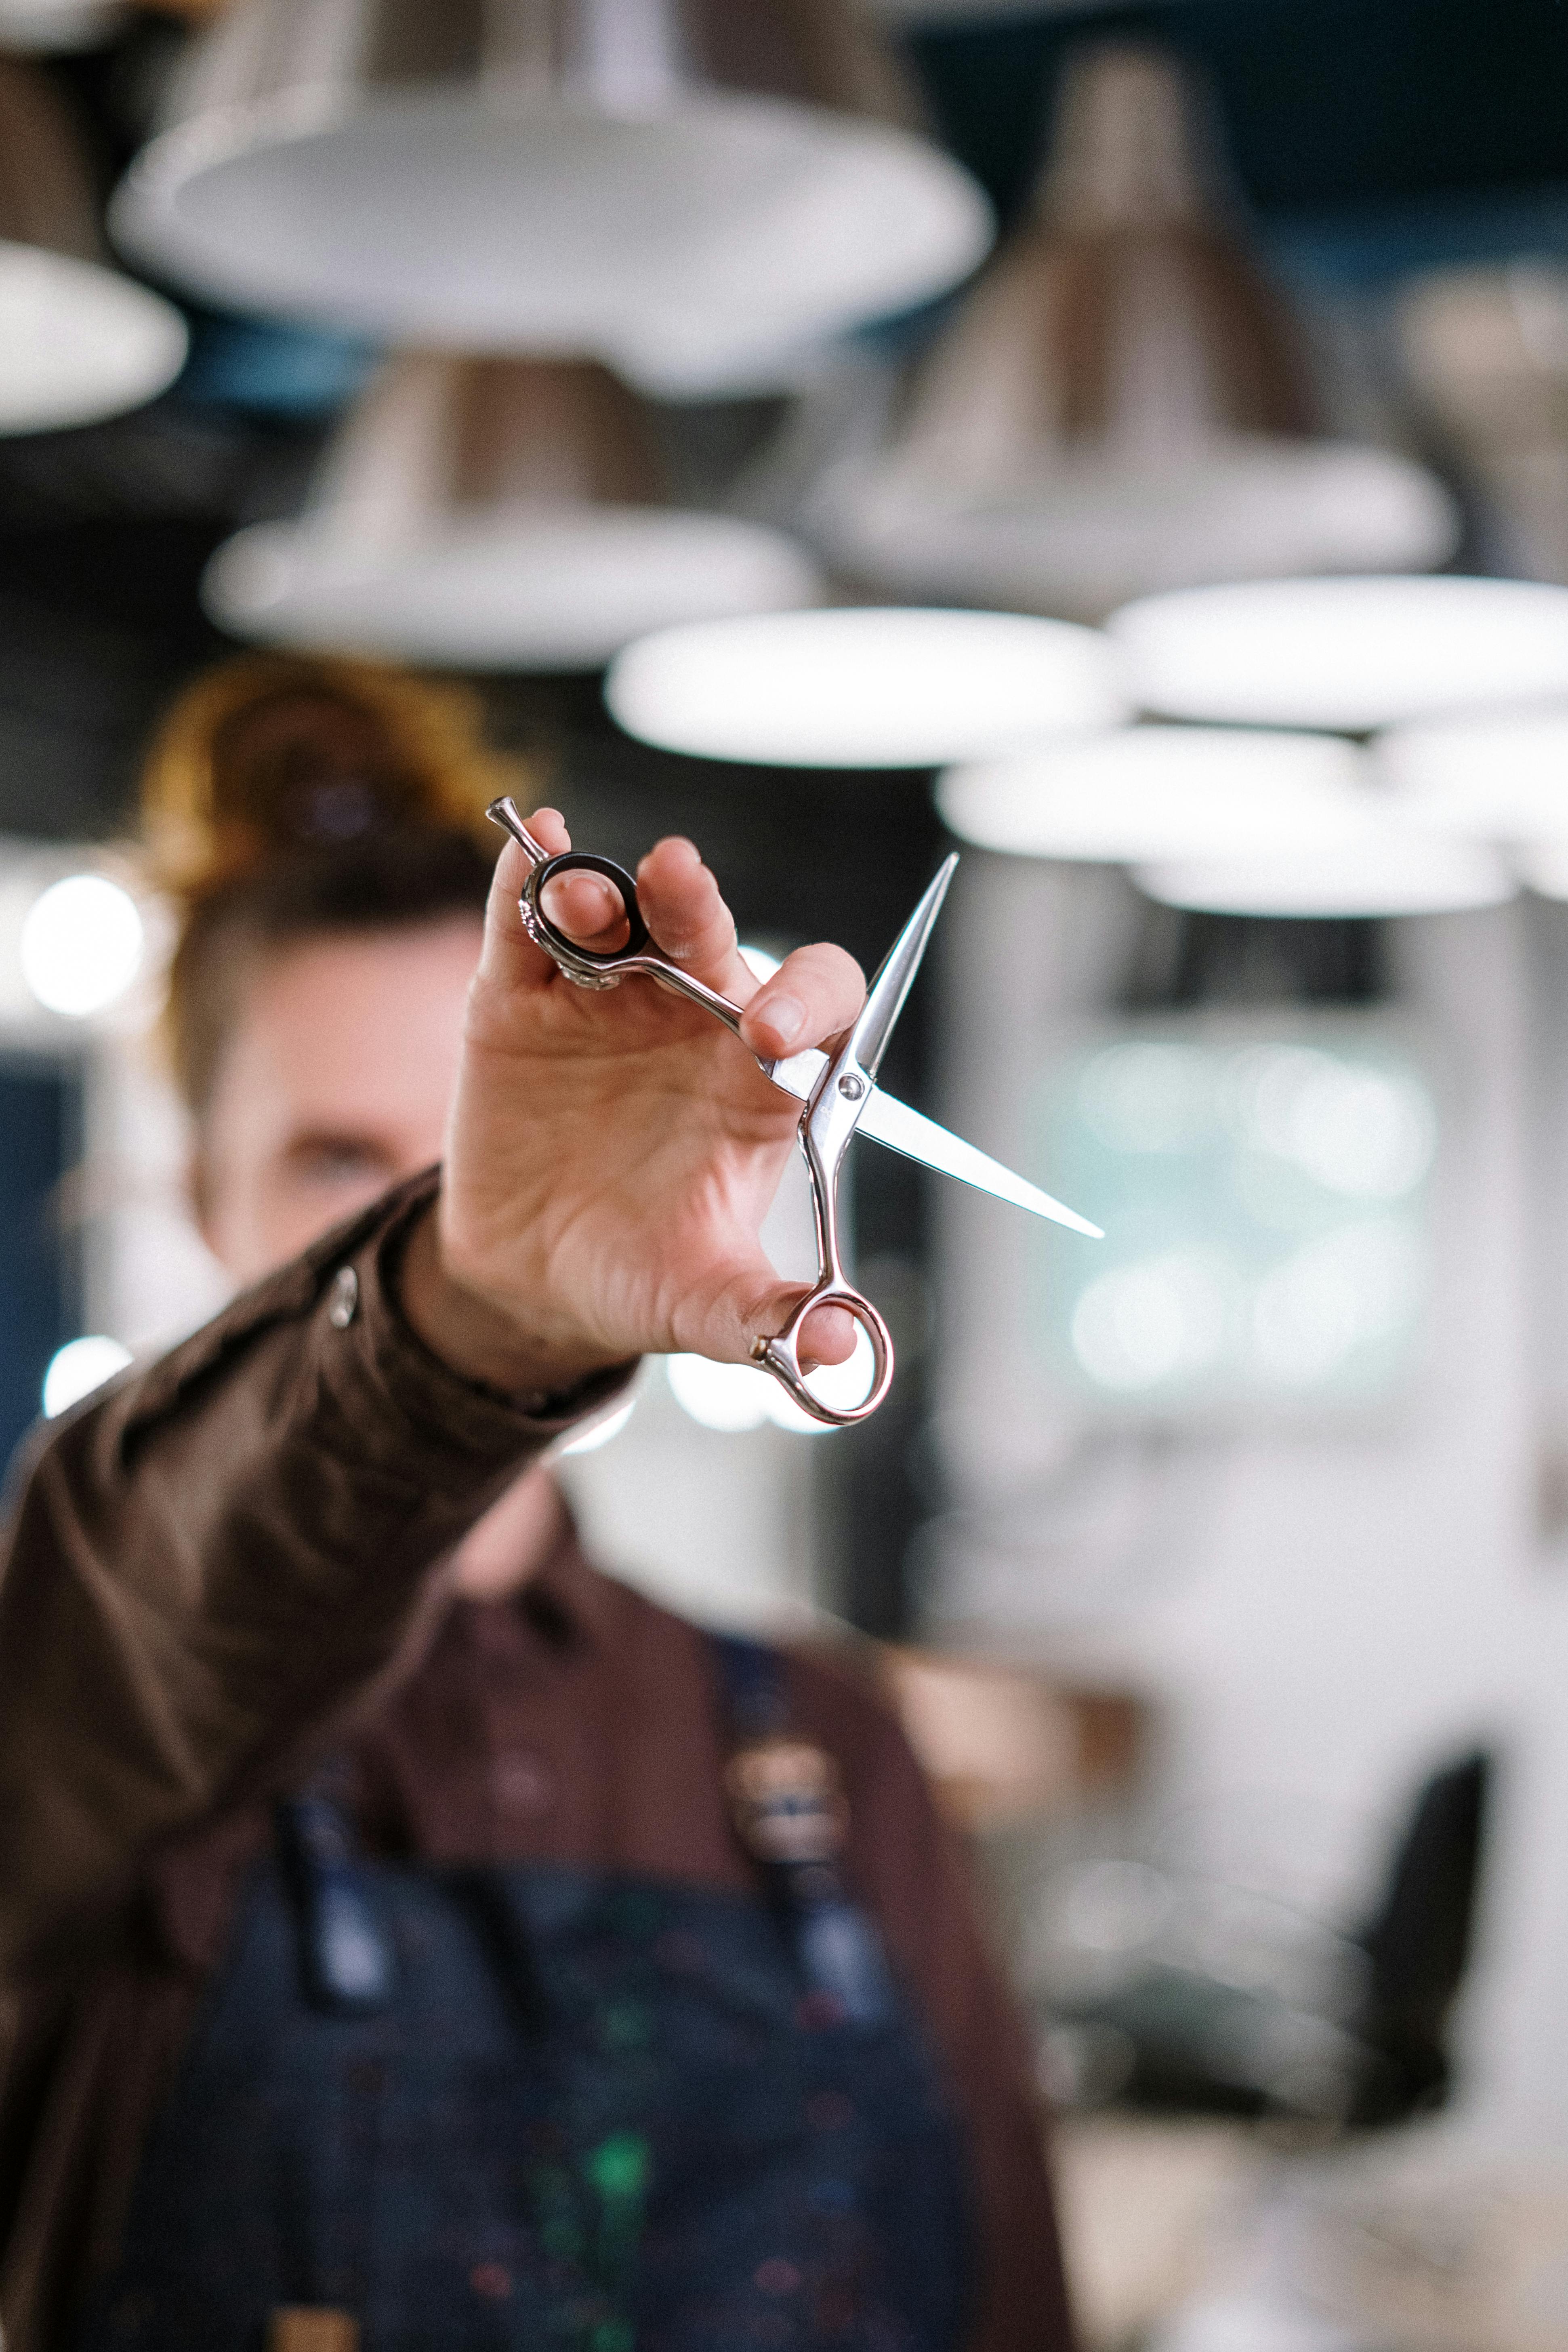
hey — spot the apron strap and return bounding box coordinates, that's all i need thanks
[275,1782,395,2016]
[710,1633,896,2027]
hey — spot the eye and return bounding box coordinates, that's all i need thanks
[286,1135,394,1188]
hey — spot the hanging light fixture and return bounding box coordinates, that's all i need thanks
[937,726,1377,863]
[203,353,821,671]
[109,0,993,397]
[605,607,1127,768]
[1396,265,1568,586]
[1134,837,1515,919]
[1515,843,1568,901]
[1375,707,1568,844]
[1110,575,1568,734]
[799,42,1453,618]
[0,0,124,46]
[0,58,187,434]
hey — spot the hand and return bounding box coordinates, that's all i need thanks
[400,810,866,1397]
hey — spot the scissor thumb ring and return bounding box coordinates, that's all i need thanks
[753,1286,895,1429]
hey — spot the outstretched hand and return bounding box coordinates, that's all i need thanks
[400,810,866,1398]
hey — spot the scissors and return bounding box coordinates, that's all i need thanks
[488,797,1101,1427]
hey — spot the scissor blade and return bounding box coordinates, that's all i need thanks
[762,1049,1101,1236]
[855,1087,1105,1238]
[851,853,959,1087]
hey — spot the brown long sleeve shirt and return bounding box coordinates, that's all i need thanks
[0,1176,1074,2352]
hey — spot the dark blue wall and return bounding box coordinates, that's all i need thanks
[0,1057,81,1474]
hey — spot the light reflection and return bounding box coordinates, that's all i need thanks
[1040,1032,1435,1407]
[665,1322,876,1436]
[666,1355,772,1433]
[1078,1042,1215,1156]
[1070,1252,1230,1393]
[1251,1222,1426,1387]
[42,1335,133,1418]
[20,872,144,1018]
[1227,1047,1435,1200]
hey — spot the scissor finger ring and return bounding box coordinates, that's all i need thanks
[753,1288,895,1429]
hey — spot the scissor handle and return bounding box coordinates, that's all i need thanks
[525,850,650,975]
[752,1284,895,1429]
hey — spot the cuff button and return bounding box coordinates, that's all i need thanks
[327,1265,359,1330]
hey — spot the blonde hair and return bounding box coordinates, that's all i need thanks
[140,651,532,895]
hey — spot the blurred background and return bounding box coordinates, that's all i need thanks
[6,0,1568,2341]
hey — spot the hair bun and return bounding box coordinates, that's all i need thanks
[140,652,528,895]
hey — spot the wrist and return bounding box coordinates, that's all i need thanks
[395,1205,619,1402]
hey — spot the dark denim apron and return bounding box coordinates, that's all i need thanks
[76,1641,972,2352]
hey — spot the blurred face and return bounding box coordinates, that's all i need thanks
[195,913,564,1598]
[197,917,484,1284]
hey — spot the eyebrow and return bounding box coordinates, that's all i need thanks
[280,1129,401,1167]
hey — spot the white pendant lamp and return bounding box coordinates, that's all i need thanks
[1398,265,1568,456]
[1375,708,1568,843]
[1135,837,1515,919]
[1111,576,1568,733]
[937,725,1377,863]
[605,607,1127,768]
[203,353,821,672]
[110,0,993,398]
[0,59,186,434]
[1397,265,1568,586]
[805,43,1454,619]
[1516,843,1568,901]
[0,0,124,48]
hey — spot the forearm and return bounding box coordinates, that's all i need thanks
[0,1172,627,1974]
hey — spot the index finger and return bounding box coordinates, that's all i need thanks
[635,836,866,1059]
[634,835,750,998]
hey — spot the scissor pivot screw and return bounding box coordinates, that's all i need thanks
[838,1073,866,1101]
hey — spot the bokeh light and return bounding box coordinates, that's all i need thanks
[666,1355,774,1433]
[19,873,144,1018]
[1111,575,1568,732]
[938,727,1374,864]
[607,607,1127,768]
[1034,1032,1436,1407]
[42,1335,132,1419]
[665,1321,877,1435]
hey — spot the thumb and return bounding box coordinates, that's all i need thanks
[701,1258,859,1372]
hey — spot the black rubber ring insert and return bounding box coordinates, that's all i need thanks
[531,851,649,963]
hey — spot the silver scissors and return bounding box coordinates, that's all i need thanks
[488,797,1101,1427]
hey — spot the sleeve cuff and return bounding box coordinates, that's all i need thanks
[320,1173,639,1482]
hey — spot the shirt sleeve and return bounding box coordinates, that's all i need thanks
[0,1170,631,1978]
[789,1648,1078,2352]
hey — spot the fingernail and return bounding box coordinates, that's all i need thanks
[764,994,805,1047]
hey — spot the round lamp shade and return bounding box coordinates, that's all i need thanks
[938,726,1375,863]
[202,353,822,671]
[207,509,820,672]
[811,44,1454,615]
[1375,708,1568,843]
[1516,842,1568,900]
[605,607,1127,768]
[1135,836,1515,919]
[1111,576,1568,733]
[827,441,1455,625]
[110,0,992,396]
[0,59,187,433]
[0,240,185,431]
[0,0,124,47]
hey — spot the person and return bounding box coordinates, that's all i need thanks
[0,656,1075,2352]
